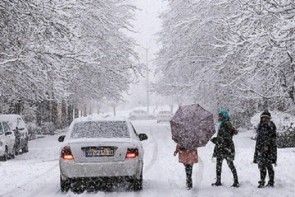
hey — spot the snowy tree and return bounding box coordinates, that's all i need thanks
[155,0,295,126]
[214,0,295,108]
[63,0,138,113]
[0,0,74,111]
[1,0,139,127]
[155,0,236,113]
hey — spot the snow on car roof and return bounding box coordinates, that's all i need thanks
[158,111,172,114]
[0,114,23,120]
[71,114,129,123]
[68,114,130,131]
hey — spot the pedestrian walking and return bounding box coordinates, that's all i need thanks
[174,144,198,190]
[170,104,215,190]
[253,110,277,188]
[211,109,239,187]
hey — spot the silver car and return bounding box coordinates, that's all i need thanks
[156,111,173,123]
[0,121,16,161]
[58,117,148,192]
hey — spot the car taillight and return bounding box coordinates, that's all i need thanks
[125,148,139,158]
[61,146,74,160]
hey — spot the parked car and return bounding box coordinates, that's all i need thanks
[156,111,173,123]
[58,117,148,192]
[0,114,29,154]
[0,121,16,161]
[129,110,149,120]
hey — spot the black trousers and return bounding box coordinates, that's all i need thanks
[216,157,238,182]
[258,162,274,183]
[184,164,193,187]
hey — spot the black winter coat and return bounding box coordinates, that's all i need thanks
[253,121,277,164]
[212,120,238,160]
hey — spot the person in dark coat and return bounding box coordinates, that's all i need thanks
[211,110,239,187]
[174,144,198,190]
[253,110,277,188]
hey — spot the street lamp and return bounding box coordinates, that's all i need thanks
[142,47,150,114]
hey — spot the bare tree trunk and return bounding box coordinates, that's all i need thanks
[74,107,79,118]
[68,104,74,124]
[113,106,116,117]
[61,100,68,128]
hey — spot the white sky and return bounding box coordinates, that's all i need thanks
[120,0,168,110]
[130,0,167,56]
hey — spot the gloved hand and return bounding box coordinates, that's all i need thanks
[274,163,277,167]
[211,137,217,144]
[263,146,269,152]
[173,151,177,156]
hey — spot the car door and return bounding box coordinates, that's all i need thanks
[0,122,4,142]
[3,122,15,153]
[16,117,24,146]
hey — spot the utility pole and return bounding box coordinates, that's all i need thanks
[144,47,150,114]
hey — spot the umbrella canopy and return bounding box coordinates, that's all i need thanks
[170,104,215,149]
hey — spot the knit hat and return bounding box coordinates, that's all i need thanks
[218,109,230,121]
[260,110,271,118]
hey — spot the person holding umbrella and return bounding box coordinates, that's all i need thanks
[211,109,239,187]
[170,104,215,190]
[174,143,198,190]
[253,110,277,188]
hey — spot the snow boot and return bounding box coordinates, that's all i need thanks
[211,180,222,186]
[266,181,274,187]
[231,180,240,188]
[186,178,193,190]
[258,181,265,188]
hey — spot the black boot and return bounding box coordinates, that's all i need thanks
[231,180,239,188]
[212,179,222,186]
[186,178,193,190]
[267,166,275,187]
[231,172,239,187]
[258,180,265,188]
[266,181,274,187]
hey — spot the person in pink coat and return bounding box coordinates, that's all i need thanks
[174,144,198,190]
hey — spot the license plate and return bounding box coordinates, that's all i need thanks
[83,146,115,157]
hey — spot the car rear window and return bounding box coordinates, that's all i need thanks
[70,121,130,139]
[159,111,171,114]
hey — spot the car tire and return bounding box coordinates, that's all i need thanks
[0,146,8,161]
[132,171,143,191]
[10,146,16,159]
[60,175,71,192]
[22,144,29,153]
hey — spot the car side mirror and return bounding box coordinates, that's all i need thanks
[58,135,65,142]
[138,133,148,141]
[5,132,12,136]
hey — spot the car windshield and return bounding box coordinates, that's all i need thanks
[70,121,130,139]
[134,110,146,114]
[0,118,16,129]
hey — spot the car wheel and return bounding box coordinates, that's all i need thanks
[22,144,29,153]
[10,146,16,159]
[132,171,143,191]
[60,175,71,192]
[0,147,8,161]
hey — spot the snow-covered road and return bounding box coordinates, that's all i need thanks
[0,120,295,197]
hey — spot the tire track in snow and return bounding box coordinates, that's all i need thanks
[190,156,204,197]
[1,163,59,197]
[143,126,158,173]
